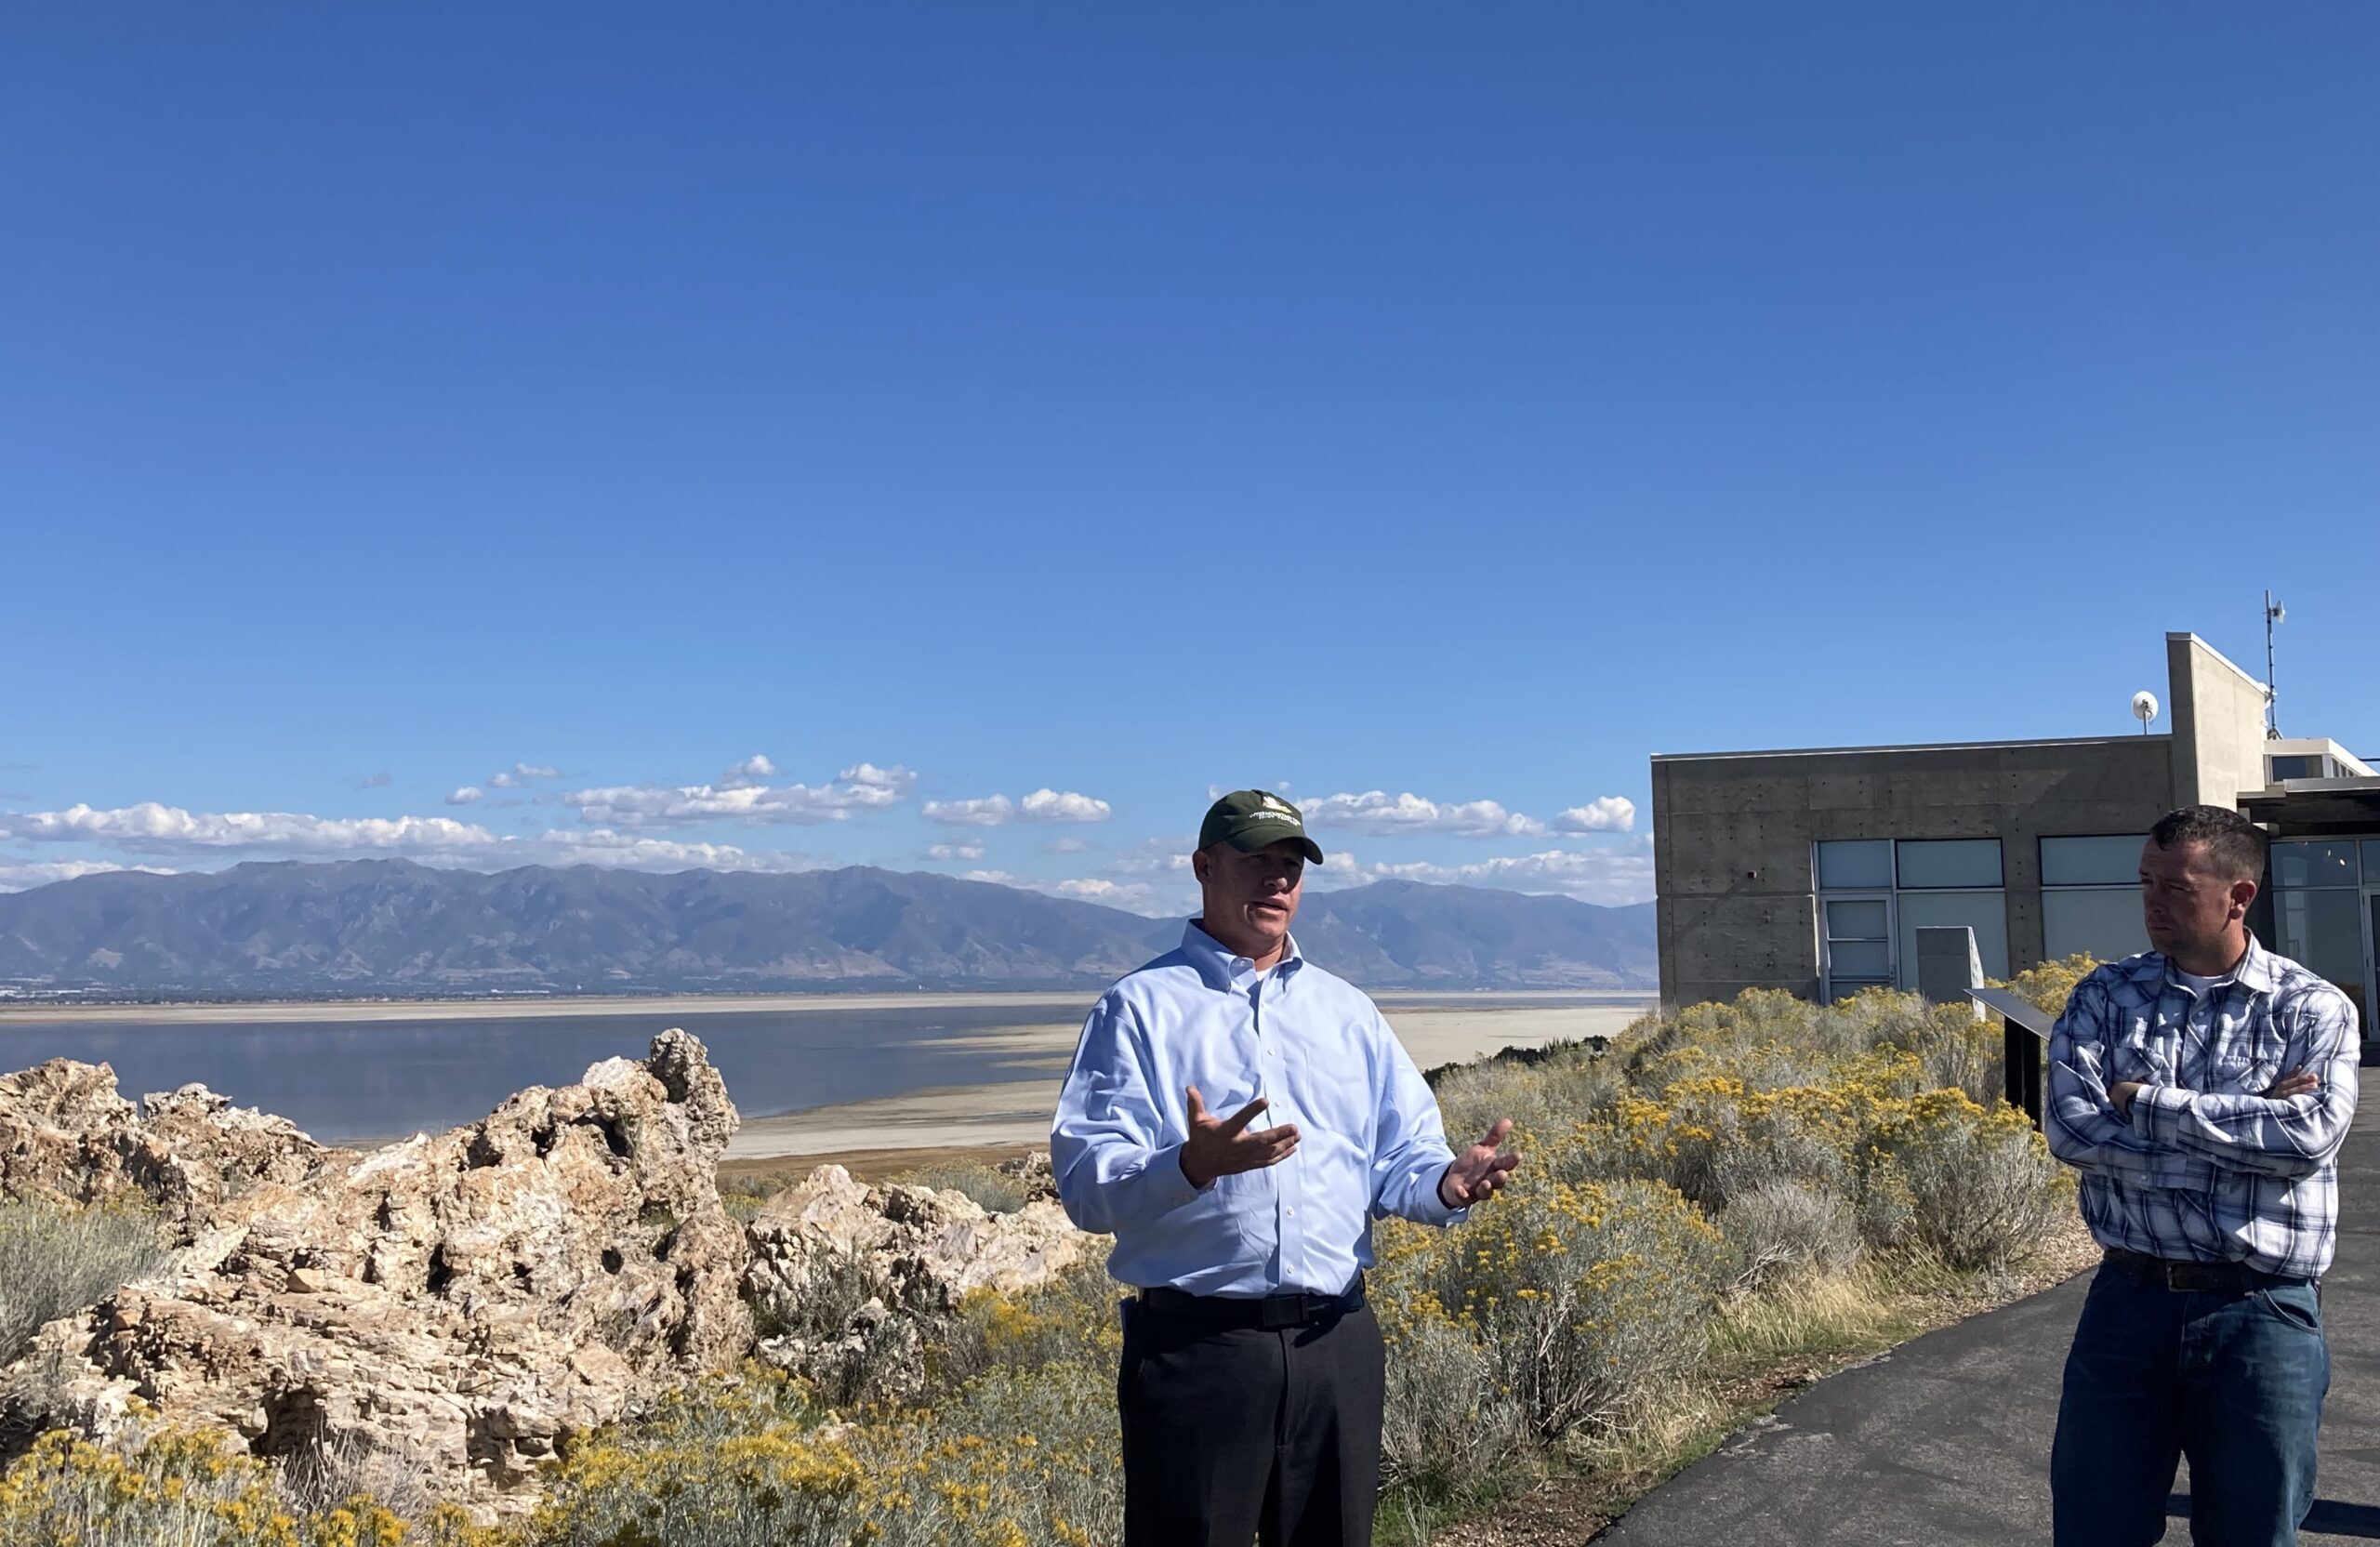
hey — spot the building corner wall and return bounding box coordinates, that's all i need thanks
[2166,633,2269,810]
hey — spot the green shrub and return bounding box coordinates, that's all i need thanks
[1432,1046,1624,1160]
[0,1416,481,1547]
[924,1240,1119,1394]
[2004,954,2099,1017]
[0,1200,167,1367]
[884,1163,1027,1216]
[1719,1179,1859,1290]
[1376,1176,1730,1438]
[1885,1096,2074,1272]
[1377,1303,1528,1509]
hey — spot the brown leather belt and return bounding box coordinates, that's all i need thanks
[2102,1246,2310,1293]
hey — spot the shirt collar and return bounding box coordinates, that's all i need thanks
[2151,933,2277,997]
[1182,919,1304,993]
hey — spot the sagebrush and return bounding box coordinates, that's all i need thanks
[1,979,2082,1544]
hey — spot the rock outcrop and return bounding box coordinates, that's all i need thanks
[1,1029,751,1515]
[2,1039,1097,1514]
[743,1158,1088,1402]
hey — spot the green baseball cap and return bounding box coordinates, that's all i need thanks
[1199,789,1325,865]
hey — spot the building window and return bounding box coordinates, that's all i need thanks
[2268,754,2332,781]
[1815,839,2007,1001]
[2041,834,2151,963]
[1896,840,2003,890]
[1821,895,1893,998]
[2268,840,2370,1035]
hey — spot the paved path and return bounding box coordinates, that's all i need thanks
[1593,1072,2379,1545]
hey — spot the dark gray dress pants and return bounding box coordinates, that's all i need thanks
[1118,1296,1386,1547]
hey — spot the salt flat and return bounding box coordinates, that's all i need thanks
[729,999,1650,1159]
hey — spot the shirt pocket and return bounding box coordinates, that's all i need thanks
[2205,1048,2271,1095]
[2206,1026,2286,1096]
[2110,1013,2165,1084]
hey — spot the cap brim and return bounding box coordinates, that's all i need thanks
[1223,825,1325,866]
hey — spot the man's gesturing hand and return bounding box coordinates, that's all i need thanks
[1179,1086,1300,1190]
[1439,1117,1522,1209]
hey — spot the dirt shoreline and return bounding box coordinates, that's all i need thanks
[722,1000,1653,1162]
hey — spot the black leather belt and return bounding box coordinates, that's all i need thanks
[2102,1247,2310,1293]
[1138,1274,1366,1331]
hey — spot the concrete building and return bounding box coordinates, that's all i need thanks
[1651,633,2377,1054]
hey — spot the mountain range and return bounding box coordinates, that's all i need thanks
[0,860,1656,995]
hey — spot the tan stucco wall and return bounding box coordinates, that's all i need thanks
[1651,737,2177,1010]
[2166,632,2270,810]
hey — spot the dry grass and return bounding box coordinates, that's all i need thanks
[0,1200,168,1367]
[3,980,2098,1546]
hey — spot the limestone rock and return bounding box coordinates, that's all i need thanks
[0,1059,143,1204]
[744,1162,1087,1390]
[2,1029,750,1518]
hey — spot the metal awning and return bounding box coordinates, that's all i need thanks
[1968,987,2056,1039]
[2238,780,2380,836]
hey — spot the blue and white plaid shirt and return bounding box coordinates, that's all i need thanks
[2045,935,2360,1279]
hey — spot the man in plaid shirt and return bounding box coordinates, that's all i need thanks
[2046,805,2360,1547]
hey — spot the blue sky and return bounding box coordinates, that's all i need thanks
[3,6,2374,912]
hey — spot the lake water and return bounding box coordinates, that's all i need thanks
[0,1002,1091,1147]
[0,995,1605,1148]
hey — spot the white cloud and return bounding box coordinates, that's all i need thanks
[923,787,1112,827]
[1050,877,1170,913]
[1108,836,1195,876]
[487,762,562,789]
[1045,837,1094,854]
[1354,844,1655,906]
[923,794,1015,827]
[536,828,816,873]
[1303,790,1547,839]
[1300,850,1371,892]
[562,762,915,828]
[445,787,484,806]
[951,870,1176,917]
[0,860,175,894]
[719,754,777,789]
[925,841,986,862]
[1019,788,1112,824]
[0,800,835,878]
[2,803,500,857]
[1552,797,1636,834]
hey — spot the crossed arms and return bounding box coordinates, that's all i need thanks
[2045,974,2360,1183]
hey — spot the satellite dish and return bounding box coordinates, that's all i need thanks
[2131,691,2160,730]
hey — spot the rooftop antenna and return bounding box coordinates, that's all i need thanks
[2264,589,2285,739]
[2131,691,2160,735]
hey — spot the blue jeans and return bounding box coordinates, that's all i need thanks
[2052,1262,2330,1546]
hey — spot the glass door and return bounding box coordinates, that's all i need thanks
[2365,885,2378,1057]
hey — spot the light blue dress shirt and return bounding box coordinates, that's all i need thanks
[1051,920,1468,1297]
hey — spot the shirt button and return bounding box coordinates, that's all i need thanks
[1287,1206,1296,1216]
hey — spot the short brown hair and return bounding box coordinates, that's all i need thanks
[2149,805,2267,884]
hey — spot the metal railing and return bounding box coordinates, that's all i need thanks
[1968,987,2056,1128]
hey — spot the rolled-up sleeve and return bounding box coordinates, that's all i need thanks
[1051,991,1202,1236]
[1368,1008,1467,1227]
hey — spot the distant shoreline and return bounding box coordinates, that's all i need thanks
[0,986,1653,1026]
[724,998,1654,1161]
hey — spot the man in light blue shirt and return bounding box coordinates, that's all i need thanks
[1053,789,1519,1547]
